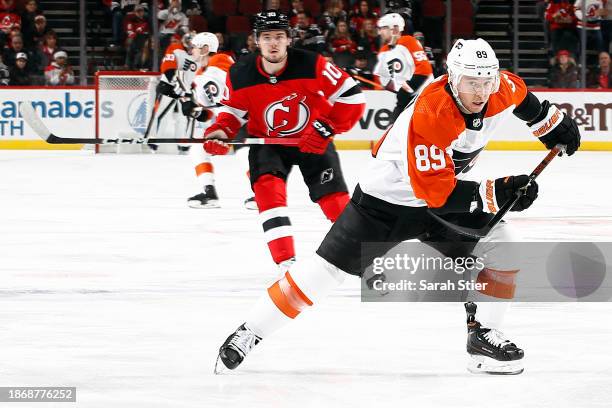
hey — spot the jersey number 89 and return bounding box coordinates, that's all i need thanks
[414,144,446,171]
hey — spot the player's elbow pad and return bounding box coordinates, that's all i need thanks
[513,92,541,122]
[407,74,429,93]
[428,180,479,215]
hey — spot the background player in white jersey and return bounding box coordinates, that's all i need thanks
[153,32,201,155]
[374,13,434,122]
[214,39,581,375]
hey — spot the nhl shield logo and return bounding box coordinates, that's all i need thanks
[264,93,310,137]
[320,168,334,184]
[472,118,482,128]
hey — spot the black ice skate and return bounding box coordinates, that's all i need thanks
[214,323,261,374]
[465,302,524,375]
[187,185,220,209]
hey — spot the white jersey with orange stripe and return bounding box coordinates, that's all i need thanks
[192,53,234,108]
[360,71,530,209]
[374,35,434,93]
[160,45,200,90]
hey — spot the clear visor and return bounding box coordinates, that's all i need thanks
[456,75,498,95]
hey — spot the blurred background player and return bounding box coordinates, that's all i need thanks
[214,38,581,375]
[183,32,229,208]
[374,13,434,122]
[154,31,200,155]
[203,10,365,271]
[185,33,256,209]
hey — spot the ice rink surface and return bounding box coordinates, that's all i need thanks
[1,149,612,408]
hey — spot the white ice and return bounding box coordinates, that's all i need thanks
[1,149,611,408]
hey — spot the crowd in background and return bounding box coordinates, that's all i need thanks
[1,0,611,89]
[544,0,611,88]
[102,0,448,85]
[0,0,74,85]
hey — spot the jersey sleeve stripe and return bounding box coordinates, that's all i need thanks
[328,76,359,104]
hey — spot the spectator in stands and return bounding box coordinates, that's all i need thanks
[0,53,9,85]
[158,0,188,53]
[266,0,285,12]
[329,19,357,67]
[183,0,204,17]
[9,52,32,85]
[110,0,148,48]
[545,0,579,57]
[289,0,306,25]
[602,0,612,52]
[3,33,27,67]
[357,18,380,53]
[30,15,50,48]
[20,0,44,48]
[345,47,377,88]
[214,32,235,58]
[349,0,379,32]
[574,0,606,58]
[125,4,150,67]
[237,33,257,60]
[549,49,579,87]
[292,11,327,53]
[44,50,74,85]
[131,35,153,70]
[320,0,348,36]
[587,50,612,87]
[39,29,58,67]
[0,3,21,49]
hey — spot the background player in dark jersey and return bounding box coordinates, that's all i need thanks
[203,10,366,272]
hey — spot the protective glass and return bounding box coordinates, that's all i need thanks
[456,75,498,95]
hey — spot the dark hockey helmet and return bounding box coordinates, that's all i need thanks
[254,10,290,37]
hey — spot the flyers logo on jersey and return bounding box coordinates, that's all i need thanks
[386,58,404,78]
[203,81,219,102]
[265,93,310,137]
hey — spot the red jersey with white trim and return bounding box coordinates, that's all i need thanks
[361,71,529,208]
[374,35,434,92]
[205,48,366,139]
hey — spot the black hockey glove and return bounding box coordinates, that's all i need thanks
[180,97,211,121]
[477,175,538,214]
[528,100,581,156]
[156,80,181,99]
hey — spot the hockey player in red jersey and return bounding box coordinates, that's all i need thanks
[204,10,366,270]
[374,13,434,121]
[215,39,581,375]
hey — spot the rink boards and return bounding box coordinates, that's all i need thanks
[0,86,610,150]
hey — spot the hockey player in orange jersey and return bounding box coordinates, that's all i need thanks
[214,38,581,375]
[374,12,434,121]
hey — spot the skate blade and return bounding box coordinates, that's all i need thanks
[187,200,220,209]
[243,200,258,211]
[214,355,228,375]
[467,355,524,375]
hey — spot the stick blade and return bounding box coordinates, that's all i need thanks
[19,102,52,142]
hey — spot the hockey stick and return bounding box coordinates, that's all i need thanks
[19,101,300,146]
[142,92,162,140]
[352,74,384,90]
[427,144,565,239]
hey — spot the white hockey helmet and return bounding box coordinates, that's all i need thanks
[377,13,405,32]
[191,32,219,53]
[446,38,500,96]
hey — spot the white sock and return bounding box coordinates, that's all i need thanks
[246,255,346,338]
